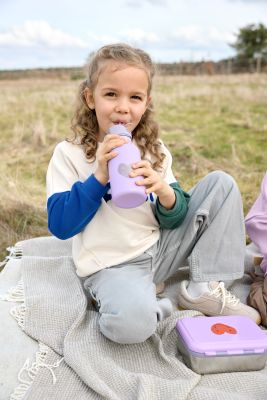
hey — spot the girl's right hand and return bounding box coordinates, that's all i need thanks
[94,134,127,185]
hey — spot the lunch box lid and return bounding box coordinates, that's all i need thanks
[176,315,267,356]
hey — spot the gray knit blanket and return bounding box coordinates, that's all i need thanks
[10,236,267,399]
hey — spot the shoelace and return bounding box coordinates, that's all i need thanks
[209,282,240,314]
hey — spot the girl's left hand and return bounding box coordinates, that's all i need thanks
[130,160,176,209]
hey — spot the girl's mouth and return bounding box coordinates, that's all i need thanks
[114,120,128,125]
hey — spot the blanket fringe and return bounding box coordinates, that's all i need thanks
[0,278,25,302]
[0,242,23,269]
[7,242,23,258]
[10,343,64,400]
[9,279,26,329]
[10,304,26,330]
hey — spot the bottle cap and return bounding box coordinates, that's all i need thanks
[108,124,132,139]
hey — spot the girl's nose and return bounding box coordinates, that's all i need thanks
[115,99,129,113]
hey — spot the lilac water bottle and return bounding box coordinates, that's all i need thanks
[108,124,147,208]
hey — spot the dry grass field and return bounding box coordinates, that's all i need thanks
[0,73,266,261]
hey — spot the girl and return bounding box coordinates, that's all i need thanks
[46,43,260,344]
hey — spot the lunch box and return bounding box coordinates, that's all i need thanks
[176,315,267,374]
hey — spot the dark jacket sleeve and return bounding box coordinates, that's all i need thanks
[155,182,190,229]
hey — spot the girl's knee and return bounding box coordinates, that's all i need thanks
[207,170,237,192]
[99,301,157,344]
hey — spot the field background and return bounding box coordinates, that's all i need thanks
[0,73,266,261]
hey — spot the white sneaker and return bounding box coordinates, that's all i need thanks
[177,280,261,324]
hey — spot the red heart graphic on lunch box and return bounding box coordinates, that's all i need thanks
[211,323,237,335]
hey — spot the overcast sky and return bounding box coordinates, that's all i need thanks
[0,0,266,70]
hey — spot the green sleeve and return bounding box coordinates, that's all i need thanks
[155,182,190,229]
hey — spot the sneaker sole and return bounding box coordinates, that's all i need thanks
[177,304,261,325]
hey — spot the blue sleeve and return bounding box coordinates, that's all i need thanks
[47,174,109,240]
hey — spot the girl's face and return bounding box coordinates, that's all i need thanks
[85,61,151,141]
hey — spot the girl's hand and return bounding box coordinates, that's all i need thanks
[130,160,176,210]
[94,134,127,185]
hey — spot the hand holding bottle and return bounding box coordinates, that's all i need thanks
[130,161,176,210]
[94,134,127,185]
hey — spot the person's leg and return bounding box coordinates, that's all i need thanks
[153,170,245,282]
[83,252,172,344]
[151,171,261,323]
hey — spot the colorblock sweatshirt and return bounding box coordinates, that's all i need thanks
[46,140,190,277]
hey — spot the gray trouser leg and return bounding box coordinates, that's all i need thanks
[83,253,173,344]
[152,171,245,283]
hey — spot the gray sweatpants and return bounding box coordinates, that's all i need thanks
[84,171,246,344]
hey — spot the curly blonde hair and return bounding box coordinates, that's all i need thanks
[70,43,165,170]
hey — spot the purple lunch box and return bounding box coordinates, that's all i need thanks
[176,315,267,374]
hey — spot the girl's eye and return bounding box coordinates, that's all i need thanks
[131,95,142,101]
[105,92,116,97]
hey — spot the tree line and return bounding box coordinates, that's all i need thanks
[159,22,267,75]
